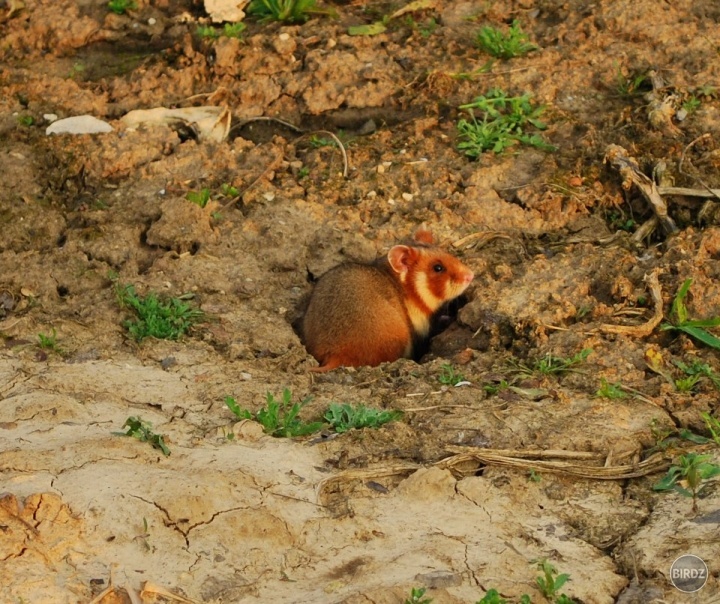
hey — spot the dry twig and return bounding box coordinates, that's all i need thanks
[437,448,669,480]
[596,268,663,337]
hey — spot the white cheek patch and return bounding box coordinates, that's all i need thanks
[414,271,444,310]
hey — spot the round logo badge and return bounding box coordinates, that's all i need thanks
[670,554,708,593]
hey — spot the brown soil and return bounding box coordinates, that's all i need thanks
[2,0,720,602]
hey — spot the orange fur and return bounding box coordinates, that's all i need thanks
[303,232,473,371]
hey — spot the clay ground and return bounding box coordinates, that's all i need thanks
[1,0,720,602]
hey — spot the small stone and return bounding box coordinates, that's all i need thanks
[402,193,413,202]
[414,570,462,588]
[273,32,296,55]
[232,419,264,441]
[46,115,113,135]
[160,357,177,370]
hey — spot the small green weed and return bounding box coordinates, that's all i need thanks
[528,469,541,483]
[483,379,510,395]
[513,349,591,377]
[247,0,331,23]
[187,184,239,206]
[701,412,720,445]
[186,188,212,208]
[475,561,573,602]
[674,373,702,393]
[324,403,402,433]
[17,115,34,127]
[116,284,204,341]
[648,418,715,453]
[308,134,337,148]
[673,358,720,390]
[476,20,537,59]
[448,62,494,80]
[116,416,170,456]
[68,63,85,79]
[225,389,324,437]
[197,22,246,39]
[534,349,591,375]
[682,96,701,114]
[108,0,136,14]
[535,559,570,599]
[438,363,466,386]
[606,210,636,232]
[37,328,62,353]
[614,68,650,98]
[654,452,720,512]
[419,17,438,38]
[695,84,717,98]
[223,22,246,38]
[224,396,253,420]
[595,378,626,399]
[196,25,220,39]
[220,183,239,198]
[476,589,507,604]
[457,89,555,157]
[405,587,432,604]
[298,166,310,178]
[403,16,438,38]
[660,279,720,349]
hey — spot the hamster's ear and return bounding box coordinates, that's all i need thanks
[387,245,415,275]
[413,227,434,246]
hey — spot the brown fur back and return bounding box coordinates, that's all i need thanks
[302,263,413,370]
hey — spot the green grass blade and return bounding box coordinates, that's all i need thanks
[677,325,720,349]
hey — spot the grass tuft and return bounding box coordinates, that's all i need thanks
[660,279,720,349]
[225,389,324,437]
[512,349,591,377]
[457,89,555,157]
[438,363,467,386]
[107,0,136,14]
[116,284,204,342]
[476,20,537,59]
[247,0,332,23]
[654,452,720,512]
[324,403,401,433]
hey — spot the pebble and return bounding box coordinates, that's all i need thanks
[46,115,113,135]
[273,32,296,56]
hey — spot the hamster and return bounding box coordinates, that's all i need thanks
[302,229,474,372]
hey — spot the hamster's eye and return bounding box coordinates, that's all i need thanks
[433,263,445,273]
